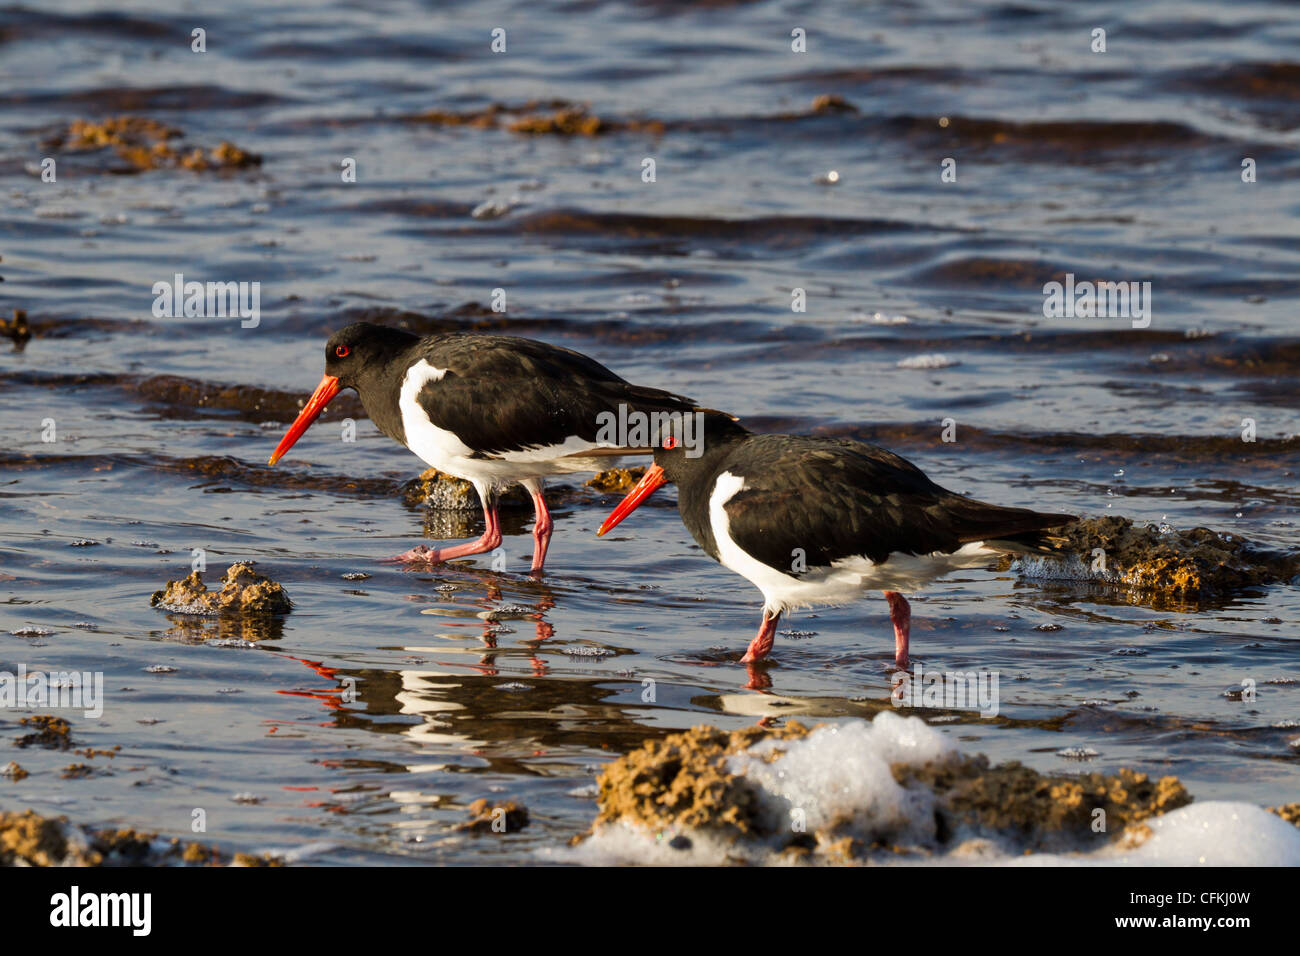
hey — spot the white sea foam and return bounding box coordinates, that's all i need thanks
[1012,553,1116,582]
[896,353,960,370]
[729,713,954,842]
[1020,803,1300,867]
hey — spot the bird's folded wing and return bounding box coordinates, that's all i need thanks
[416,336,696,456]
[722,437,1067,569]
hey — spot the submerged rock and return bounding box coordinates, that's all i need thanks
[66,115,182,148]
[401,468,529,511]
[13,715,72,751]
[580,716,1198,863]
[810,94,859,114]
[1270,803,1300,827]
[1007,515,1300,602]
[0,810,282,867]
[0,309,30,348]
[49,116,261,173]
[455,798,530,834]
[150,562,291,617]
[585,466,646,493]
[406,99,663,136]
[506,105,668,136]
[509,106,608,136]
[408,99,573,129]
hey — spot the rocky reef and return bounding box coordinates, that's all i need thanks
[573,715,1277,864]
[1008,515,1300,606]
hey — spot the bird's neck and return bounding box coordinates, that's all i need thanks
[666,439,744,561]
[354,343,420,446]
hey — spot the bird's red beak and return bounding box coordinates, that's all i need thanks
[268,374,340,466]
[597,464,667,536]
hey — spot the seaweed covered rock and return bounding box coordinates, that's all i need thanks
[0,309,30,347]
[508,106,608,136]
[455,798,530,834]
[1007,515,1300,601]
[150,562,291,617]
[507,105,664,135]
[582,716,1194,863]
[405,98,663,136]
[894,757,1190,851]
[593,722,813,837]
[401,468,529,511]
[1270,803,1300,828]
[585,466,646,493]
[13,715,72,750]
[66,116,182,149]
[0,810,72,866]
[49,117,261,173]
[0,810,282,867]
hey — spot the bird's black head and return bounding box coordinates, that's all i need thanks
[651,409,750,485]
[324,322,418,391]
[597,409,749,537]
[268,322,418,466]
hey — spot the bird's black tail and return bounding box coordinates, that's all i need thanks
[944,496,1077,554]
[616,382,699,416]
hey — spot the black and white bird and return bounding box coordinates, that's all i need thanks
[598,412,1075,668]
[269,321,697,572]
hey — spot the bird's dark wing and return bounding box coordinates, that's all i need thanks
[721,435,1072,570]
[416,334,697,456]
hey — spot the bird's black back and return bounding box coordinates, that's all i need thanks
[675,433,1074,572]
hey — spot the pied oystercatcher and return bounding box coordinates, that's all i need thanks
[598,412,1075,668]
[269,321,697,572]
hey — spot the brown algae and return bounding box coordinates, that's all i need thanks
[409,99,664,136]
[50,117,261,173]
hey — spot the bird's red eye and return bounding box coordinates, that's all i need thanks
[663,436,678,449]
[335,345,350,358]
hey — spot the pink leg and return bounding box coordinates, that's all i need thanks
[382,495,502,565]
[740,609,780,663]
[527,485,553,573]
[884,591,911,669]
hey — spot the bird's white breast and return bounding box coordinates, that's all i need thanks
[398,359,473,469]
[707,471,832,613]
